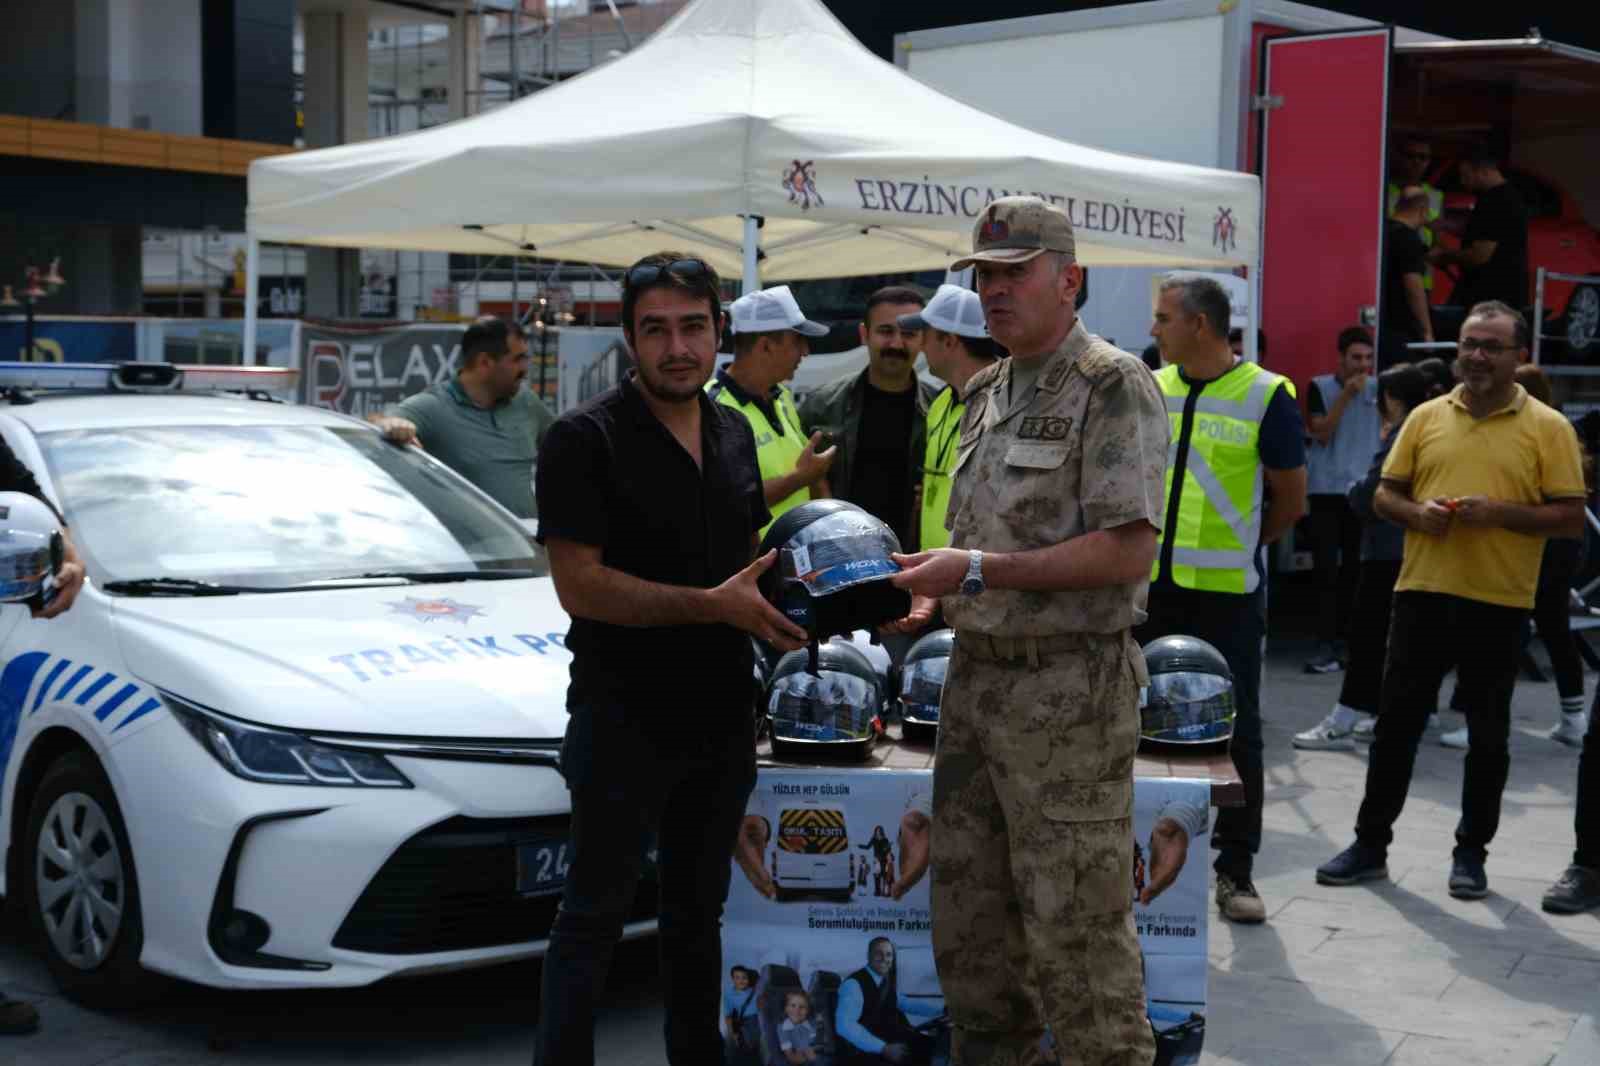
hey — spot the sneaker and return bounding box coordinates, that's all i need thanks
[1550,712,1589,749]
[1439,726,1469,750]
[0,995,38,1036]
[1351,714,1377,742]
[1303,644,1345,674]
[1448,855,1489,900]
[1215,872,1267,923]
[1293,711,1358,751]
[1316,842,1389,886]
[1541,865,1600,914]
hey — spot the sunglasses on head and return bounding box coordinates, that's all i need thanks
[625,258,712,289]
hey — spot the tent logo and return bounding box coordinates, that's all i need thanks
[1212,207,1237,253]
[782,160,823,211]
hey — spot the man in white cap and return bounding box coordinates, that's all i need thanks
[897,284,1002,551]
[709,285,838,534]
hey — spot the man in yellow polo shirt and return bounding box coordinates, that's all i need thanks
[897,283,1001,551]
[710,285,837,534]
[1317,300,1586,900]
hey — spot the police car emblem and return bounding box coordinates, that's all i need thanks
[386,596,487,625]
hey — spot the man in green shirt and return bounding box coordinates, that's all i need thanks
[897,283,1001,550]
[369,316,556,518]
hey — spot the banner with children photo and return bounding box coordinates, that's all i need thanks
[721,768,1211,1066]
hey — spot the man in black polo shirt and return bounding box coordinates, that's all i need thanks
[533,251,807,1066]
[1432,145,1529,312]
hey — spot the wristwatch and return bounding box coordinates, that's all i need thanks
[959,550,986,597]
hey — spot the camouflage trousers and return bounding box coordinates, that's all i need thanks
[931,631,1154,1066]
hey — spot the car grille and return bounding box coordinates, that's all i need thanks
[332,815,658,955]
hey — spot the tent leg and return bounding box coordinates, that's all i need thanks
[742,214,760,295]
[243,235,261,367]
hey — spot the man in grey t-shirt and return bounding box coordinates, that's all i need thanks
[368,316,555,518]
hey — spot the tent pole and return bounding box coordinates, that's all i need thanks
[243,234,261,367]
[742,214,760,295]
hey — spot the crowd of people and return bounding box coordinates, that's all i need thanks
[0,138,1582,1064]
[514,186,1599,1064]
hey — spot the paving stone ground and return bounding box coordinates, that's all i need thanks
[1,634,1595,1065]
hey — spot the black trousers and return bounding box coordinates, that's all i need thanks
[1577,693,1600,870]
[1307,494,1363,646]
[1530,537,1585,701]
[1138,583,1265,880]
[1337,560,1403,714]
[534,701,756,1066]
[1357,591,1527,863]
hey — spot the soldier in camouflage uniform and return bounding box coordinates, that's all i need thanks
[887,197,1169,1066]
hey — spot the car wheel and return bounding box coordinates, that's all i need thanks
[22,751,156,1008]
[1567,285,1600,354]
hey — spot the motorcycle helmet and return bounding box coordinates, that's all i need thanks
[1140,634,1234,748]
[0,493,63,608]
[898,628,953,729]
[837,629,892,694]
[767,637,886,761]
[750,636,774,728]
[758,500,910,641]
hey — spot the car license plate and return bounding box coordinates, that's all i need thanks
[515,839,571,897]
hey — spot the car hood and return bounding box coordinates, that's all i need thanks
[112,577,575,739]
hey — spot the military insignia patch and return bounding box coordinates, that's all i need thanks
[1018,416,1072,441]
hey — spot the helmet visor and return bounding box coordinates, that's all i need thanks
[898,657,949,723]
[779,512,901,596]
[1143,670,1235,743]
[769,670,879,742]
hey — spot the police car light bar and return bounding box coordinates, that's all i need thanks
[0,362,299,396]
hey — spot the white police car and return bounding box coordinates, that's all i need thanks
[0,362,644,1006]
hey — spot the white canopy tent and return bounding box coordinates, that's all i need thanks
[245,0,1260,358]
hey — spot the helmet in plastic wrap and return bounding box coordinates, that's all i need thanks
[758,500,910,642]
[1139,634,1234,748]
[766,637,885,761]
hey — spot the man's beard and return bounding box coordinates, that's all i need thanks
[636,358,709,403]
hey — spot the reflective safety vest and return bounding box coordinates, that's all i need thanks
[919,385,963,550]
[1387,181,1443,289]
[707,377,807,536]
[1152,361,1294,594]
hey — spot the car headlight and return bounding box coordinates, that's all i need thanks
[165,696,412,788]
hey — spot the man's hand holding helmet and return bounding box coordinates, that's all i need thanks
[36,535,84,620]
[709,550,808,652]
[887,548,970,598]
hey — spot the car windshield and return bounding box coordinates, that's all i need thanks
[36,423,547,589]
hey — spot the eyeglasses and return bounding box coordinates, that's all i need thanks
[624,258,712,289]
[1457,338,1515,355]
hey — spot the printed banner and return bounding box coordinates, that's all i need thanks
[300,322,466,416]
[721,770,1209,1066]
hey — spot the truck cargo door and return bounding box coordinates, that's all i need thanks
[1260,28,1391,390]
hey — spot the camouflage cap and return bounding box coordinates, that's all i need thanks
[952,196,1076,270]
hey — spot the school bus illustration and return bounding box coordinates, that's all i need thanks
[769,800,855,902]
